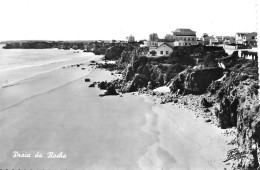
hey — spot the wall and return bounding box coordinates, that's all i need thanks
[173,35,197,46]
[156,44,173,56]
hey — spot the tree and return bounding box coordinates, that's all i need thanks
[150,50,157,56]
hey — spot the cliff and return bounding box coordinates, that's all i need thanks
[206,58,259,169]
[102,47,259,169]
[167,67,224,94]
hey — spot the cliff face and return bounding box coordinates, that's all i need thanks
[207,64,259,169]
[167,67,224,94]
[118,49,187,92]
[105,46,126,60]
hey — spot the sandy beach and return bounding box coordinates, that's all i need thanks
[0,55,233,170]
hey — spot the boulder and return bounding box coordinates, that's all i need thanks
[89,83,95,87]
[85,78,91,82]
[98,81,107,90]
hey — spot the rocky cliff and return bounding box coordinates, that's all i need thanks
[165,53,259,169]
[110,47,259,169]
[167,67,224,94]
[206,57,259,169]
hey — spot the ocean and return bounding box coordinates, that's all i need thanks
[0,45,94,88]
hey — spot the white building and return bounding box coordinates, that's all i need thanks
[157,39,174,47]
[172,28,197,46]
[149,43,173,57]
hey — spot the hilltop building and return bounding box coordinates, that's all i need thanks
[235,32,257,46]
[172,28,197,46]
[157,39,174,47]
[149,43,173,57]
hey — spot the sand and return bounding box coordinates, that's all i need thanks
[0,55,233,170]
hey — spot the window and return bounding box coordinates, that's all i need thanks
[166,51,169,55]
[160,51,163,55]
[185,43,187,45]
[192,38,194,41]
[189,43,191,45]
[179,43,181,46]
[188,38,190,41]
[184,38,186,41]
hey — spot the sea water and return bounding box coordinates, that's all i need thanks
[0,44,93,88]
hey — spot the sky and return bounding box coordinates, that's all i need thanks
[0,0,258,41]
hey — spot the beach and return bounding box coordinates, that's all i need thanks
[0,51,233,170]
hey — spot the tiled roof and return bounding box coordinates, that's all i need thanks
[173,28,196,36]
[156,43,173,49]
[158,39,174,42]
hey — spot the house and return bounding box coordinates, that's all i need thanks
[216,36,224,44]
[245,32,257,46]
[235,32,257,46]
[172,28,197,46]
[223,36,235,44]
[149,43,173,57]
[235,32,248,44]
[210,37,219,46]
[157,39,174,47]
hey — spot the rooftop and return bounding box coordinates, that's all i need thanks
[172,28,196,36]
[158,39,175,42]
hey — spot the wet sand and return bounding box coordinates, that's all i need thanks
[0,56,232,170]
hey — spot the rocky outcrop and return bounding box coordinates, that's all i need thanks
[105,46,126,60]
[98,81,119,96]
[206,56,259,169]
[168,67,224,94]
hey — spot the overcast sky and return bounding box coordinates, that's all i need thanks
[0,0,258,41]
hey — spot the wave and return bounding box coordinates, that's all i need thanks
[0,55,97,89]
[0,58,72,72]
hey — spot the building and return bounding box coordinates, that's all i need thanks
[165,34,174,40]
[235,32,248,44]
[246,32,257,46]
[215,36,224,44]
[210,37,219,46]
[126,34,135,43]
[149,43,173,57]
[149,33,159,47]
[202,35,215,45]
[235,32,257,46]
[157,39,174,47]
[223,36,235,44]
[172,28,197,46]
